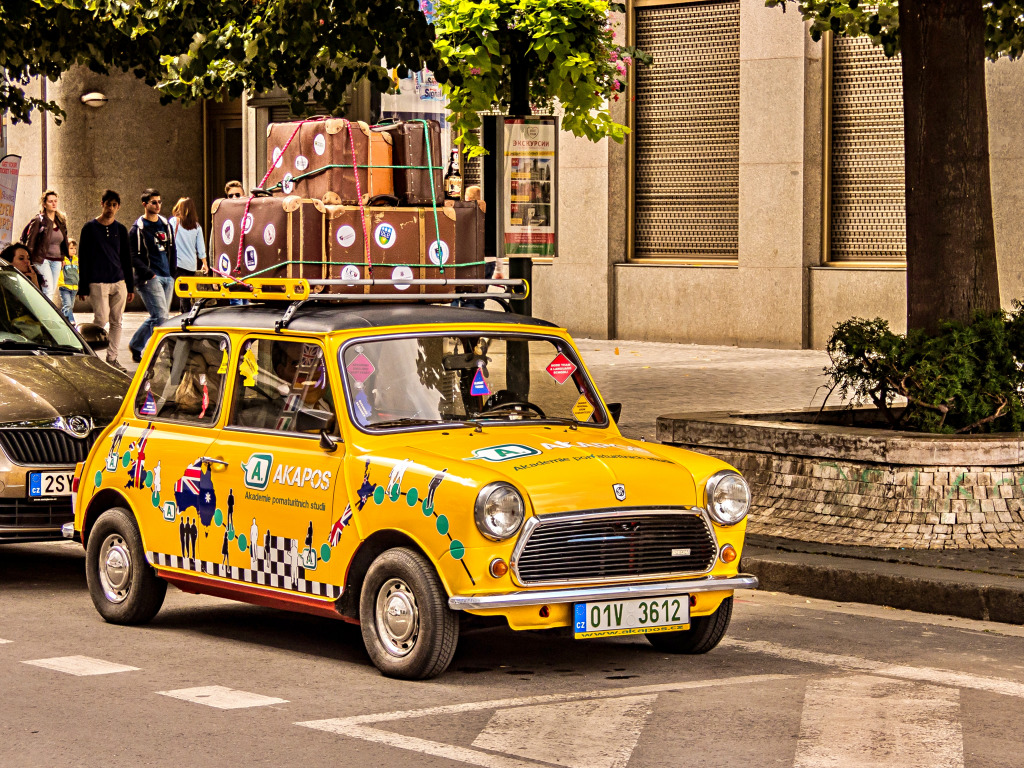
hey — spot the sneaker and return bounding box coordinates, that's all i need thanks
[107,359,128,373]
[131,352,142,364]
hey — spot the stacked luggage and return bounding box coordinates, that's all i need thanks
[210,117,485,295]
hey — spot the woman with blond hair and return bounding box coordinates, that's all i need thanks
[169,196,206,313]
[20,189,69,301]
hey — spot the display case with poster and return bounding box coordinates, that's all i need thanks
[500,117,558,259]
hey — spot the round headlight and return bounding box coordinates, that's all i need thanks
[705,471,751,525]
[474,483,525,540]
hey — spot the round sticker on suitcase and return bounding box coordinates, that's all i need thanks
[282,173,294,194]
[337,225,356,248]
[221,220,234,245]
[374,223,397,249]
[392,266,413,290]
[243,212,254,234]
[314,134,326,156]
[341,265,360,283]
[295,155,309,171]
[244,246,257,271]
[428,240,450,266]
[264,224,276,246]
[272,146,283,169]
[218,253,231,275]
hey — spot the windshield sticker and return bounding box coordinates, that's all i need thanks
[140,386,157,416]
[471,444,542,462]
[240,345,258,386]
[572,393,595,423]
[354,389,373,423]
[347,352,375,383]
[545,353,577,384]
[470,368,491,397]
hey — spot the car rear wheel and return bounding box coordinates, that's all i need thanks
[359,547,459,679]
[645,596,732,654]
[85,507,166,625]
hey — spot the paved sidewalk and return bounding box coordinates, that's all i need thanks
[79,310,1024,623]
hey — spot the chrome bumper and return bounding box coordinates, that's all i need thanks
[448,574,758,611]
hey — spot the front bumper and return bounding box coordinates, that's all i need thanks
[448,573,758,611]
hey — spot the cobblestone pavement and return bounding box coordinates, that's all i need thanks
[83,312,834,441]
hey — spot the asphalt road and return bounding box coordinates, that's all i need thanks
[2,542,1023,767]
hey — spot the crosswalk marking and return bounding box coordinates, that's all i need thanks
[158,685,288,710]
[472,694,655,768]
[22,656,139,676]
[724,638,1024,698]
[794,675,963,768]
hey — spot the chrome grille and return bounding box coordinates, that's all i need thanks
[513,510,717,585]
[0,428,100,466]
[0,498,72,538]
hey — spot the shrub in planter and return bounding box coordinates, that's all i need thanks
[825,307,1024,434]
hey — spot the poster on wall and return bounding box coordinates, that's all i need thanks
[0,154,21,249]
[379,67,451,161]
[502,117,557,258]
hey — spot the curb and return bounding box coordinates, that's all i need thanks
[742,547,1024,625]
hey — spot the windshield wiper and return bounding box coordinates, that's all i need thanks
[0,339,81,353]
[370,417,444,429]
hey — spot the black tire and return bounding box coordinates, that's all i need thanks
[359,548,459,679]
[85,507,166,625]
[646,596,733,654]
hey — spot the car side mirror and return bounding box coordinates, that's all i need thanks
[607,402,622,424]
[78,322,109,351]
[319,429,339,453]
[295,407,333,434]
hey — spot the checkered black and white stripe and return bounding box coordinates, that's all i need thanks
[147,550,343,599]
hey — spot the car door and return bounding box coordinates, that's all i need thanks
[204,334,345,599]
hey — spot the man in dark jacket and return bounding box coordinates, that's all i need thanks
[78,189,134,371]
[128,188,176,363]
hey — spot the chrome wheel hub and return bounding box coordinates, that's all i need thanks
[98,534,132,603]
[375,578,419,657]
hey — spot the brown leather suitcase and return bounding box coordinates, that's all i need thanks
[210,196,326,283]
[372,120,443,206]
[265,119,394,203]
[322,203,485,295]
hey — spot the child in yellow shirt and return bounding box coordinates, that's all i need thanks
[57,237,79,324]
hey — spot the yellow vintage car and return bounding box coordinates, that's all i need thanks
[68,278,757,679]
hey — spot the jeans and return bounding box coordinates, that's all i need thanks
[58,287,76,324]
[174,268,197,314]
[89,281,128,363]
[129,275,174,359]
[34,260,61,301]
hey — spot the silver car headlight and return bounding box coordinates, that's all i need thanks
[704,470,751,525]
[474,482,525,540]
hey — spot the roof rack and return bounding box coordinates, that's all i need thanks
[174,276,531,331]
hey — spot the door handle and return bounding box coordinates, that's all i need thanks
[199,456,229,468]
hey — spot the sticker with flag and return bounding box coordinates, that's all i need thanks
[174,459,218,526]
[329,505,353,546]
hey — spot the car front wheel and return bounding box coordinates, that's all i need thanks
[85,507,166,625]
[359,547,459,679]
[645,596,733,654]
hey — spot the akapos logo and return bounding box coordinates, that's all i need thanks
[242,452,273,490]
[273,464,332,491]
[472,444,542,462]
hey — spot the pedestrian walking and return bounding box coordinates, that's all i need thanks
[2,243,41,289]
[78,190,134,372]
[169,197,206,315]
[128,188,177,363]
[20,189,69,302]
[56,237,80,324]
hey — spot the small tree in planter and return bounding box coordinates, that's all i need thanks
[432,0,649,155]
[825,309,1024,434]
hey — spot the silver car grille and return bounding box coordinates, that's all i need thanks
[0,428,100,466]
[512,509,718,586]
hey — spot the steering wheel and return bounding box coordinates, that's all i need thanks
[479,400,546,419]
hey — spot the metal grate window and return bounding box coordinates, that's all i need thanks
[633,1,740,260]
[829,35,905,262]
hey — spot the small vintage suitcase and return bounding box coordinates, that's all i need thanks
[323,202,486,295]
[210,196,326,282]
[265,118,394,204]
[372,120,443,206]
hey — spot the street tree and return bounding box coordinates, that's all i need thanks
[768,0,1024,333]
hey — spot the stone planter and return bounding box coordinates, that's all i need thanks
[657,408,1024,550]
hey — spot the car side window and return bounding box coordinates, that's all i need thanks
[134,334,228,423]
[229,338,336,436]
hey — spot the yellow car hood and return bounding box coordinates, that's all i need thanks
[367,428,699,515]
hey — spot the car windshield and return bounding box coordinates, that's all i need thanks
[341,334,606,431]
[0,264,84,352]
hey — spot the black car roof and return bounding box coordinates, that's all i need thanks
[163,302,559,334]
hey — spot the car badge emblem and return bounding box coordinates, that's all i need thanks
[613,483,626,501]
[57,416,91,438]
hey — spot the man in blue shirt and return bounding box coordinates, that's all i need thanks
[128,188,177,363]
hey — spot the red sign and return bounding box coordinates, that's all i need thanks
[545,353,577,384]
[346,353,375,384]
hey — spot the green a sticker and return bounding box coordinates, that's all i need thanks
[242,452,274,490]
[471,444,542,463]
